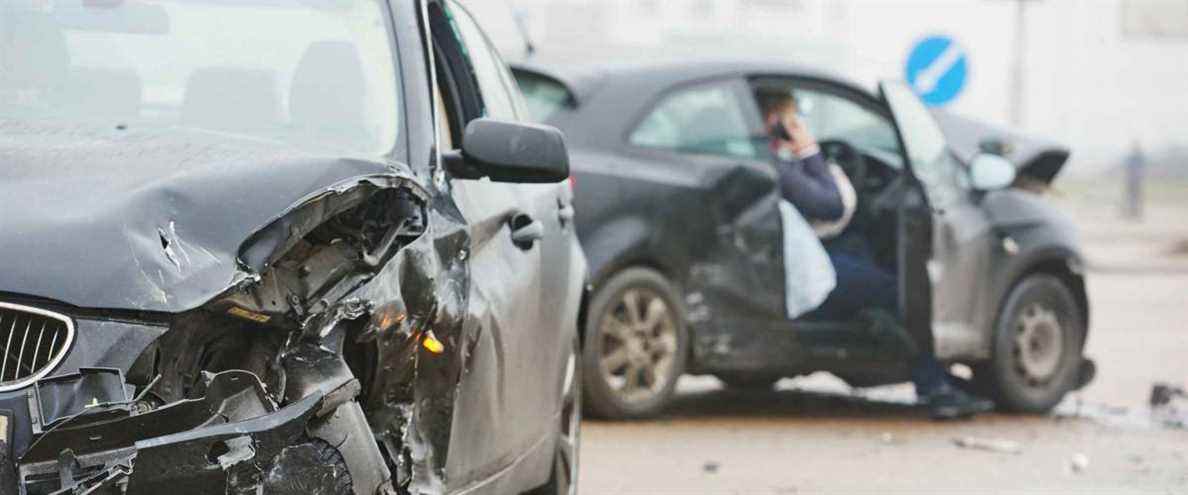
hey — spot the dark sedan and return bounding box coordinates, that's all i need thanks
[0,2,583,494]
[513,59,1093,419]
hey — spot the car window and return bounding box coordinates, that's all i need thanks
[513,70,574,122]
[881,81,968,207]
[0,0,401,157]
[793,88,903,168]
[444,2,521,121]
[630,82,759,159]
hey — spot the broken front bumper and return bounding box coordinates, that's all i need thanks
[0,314,382,495]
[17,370,322,495]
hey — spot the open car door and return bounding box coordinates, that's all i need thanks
[880,81,997,358]
[878,81,943,354]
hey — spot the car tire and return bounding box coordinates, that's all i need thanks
[581,267,688,420]
[976,274,1086,414]
[716,373,781,391]
[528,334,581,495]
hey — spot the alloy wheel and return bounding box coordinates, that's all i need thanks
[598,288,679,405]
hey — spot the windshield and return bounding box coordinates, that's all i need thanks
[0,0,401,157]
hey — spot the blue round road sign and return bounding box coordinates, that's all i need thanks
[905,35,968,107]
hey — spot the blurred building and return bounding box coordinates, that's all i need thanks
[466,0,1188,176]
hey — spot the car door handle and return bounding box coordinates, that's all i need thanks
[509,213,544,250]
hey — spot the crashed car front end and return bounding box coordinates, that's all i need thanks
[0,129,475,494]
[0,1,482,492]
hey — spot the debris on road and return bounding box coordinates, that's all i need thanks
[1149,383,1186,407]
[952,437,1023,455]
[1069,453,1091,474]
[1150,382,1187,429]
[703,461,721,474]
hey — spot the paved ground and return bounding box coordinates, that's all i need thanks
[578,181,1188,494]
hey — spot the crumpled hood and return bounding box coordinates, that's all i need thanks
[933,110,1071,184]
[0,120,414,313]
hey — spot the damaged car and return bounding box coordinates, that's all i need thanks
[0,1,584,494]
[512,60,1093,419]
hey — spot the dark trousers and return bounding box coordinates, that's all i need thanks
[810,249,950,396]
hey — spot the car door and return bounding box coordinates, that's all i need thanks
[429,0,565,485]
[626,78,788,321]
[880,81,997,358]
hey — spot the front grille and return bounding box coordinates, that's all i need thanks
[0,303,74,392]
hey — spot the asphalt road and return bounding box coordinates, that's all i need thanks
[578,183,1188,495]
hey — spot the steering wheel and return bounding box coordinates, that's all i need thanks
[818,139,868,192]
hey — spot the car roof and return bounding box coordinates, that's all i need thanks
[512,57,1071,179]
[511,56,873,106]
[511,56,881,149]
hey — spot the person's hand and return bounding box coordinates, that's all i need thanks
[787,117,818,157]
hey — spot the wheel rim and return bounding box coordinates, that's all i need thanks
[556,343,580,495]
[1012,303,1064,386]
[597,288,678,405]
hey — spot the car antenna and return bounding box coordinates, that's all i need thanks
[502,0,536,58]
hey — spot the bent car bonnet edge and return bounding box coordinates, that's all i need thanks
[0,120,423,313]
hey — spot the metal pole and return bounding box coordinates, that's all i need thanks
[1008,0,1028,127]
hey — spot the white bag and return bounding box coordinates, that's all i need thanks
[779,200,837,319]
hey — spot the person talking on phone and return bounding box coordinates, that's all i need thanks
[757,87,994,420]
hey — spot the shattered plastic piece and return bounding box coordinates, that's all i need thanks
[952,437,1023,455]
[1069,453,1090,474]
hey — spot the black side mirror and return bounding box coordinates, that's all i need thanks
[444,118,570,183]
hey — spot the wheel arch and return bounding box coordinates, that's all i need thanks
[991,247,1090,349]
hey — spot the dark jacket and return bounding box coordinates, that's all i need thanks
[774,151,844,222]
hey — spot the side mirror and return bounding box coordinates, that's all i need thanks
[969,154,1017,191]
[444,118,570,183]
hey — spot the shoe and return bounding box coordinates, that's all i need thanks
[923,386,995,420]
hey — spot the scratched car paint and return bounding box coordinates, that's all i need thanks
[0,1,584,494]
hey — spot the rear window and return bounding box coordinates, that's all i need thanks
[512,70,574,122]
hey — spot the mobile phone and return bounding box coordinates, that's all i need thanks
[771,121,792,141]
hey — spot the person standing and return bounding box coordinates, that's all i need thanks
[1123,140,1146,221]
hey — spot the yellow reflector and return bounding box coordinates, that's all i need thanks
[422,331,445,354]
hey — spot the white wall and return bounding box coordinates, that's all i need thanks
[478,0,1188,176]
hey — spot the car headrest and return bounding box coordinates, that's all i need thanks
[182,68,282,132]
[0,14,69,91]
[684,106,743,153]
[289,42,368,138]
[59,68,143,120]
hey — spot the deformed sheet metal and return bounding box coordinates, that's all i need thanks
[0,120,472,494]
[0,120,420,313]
